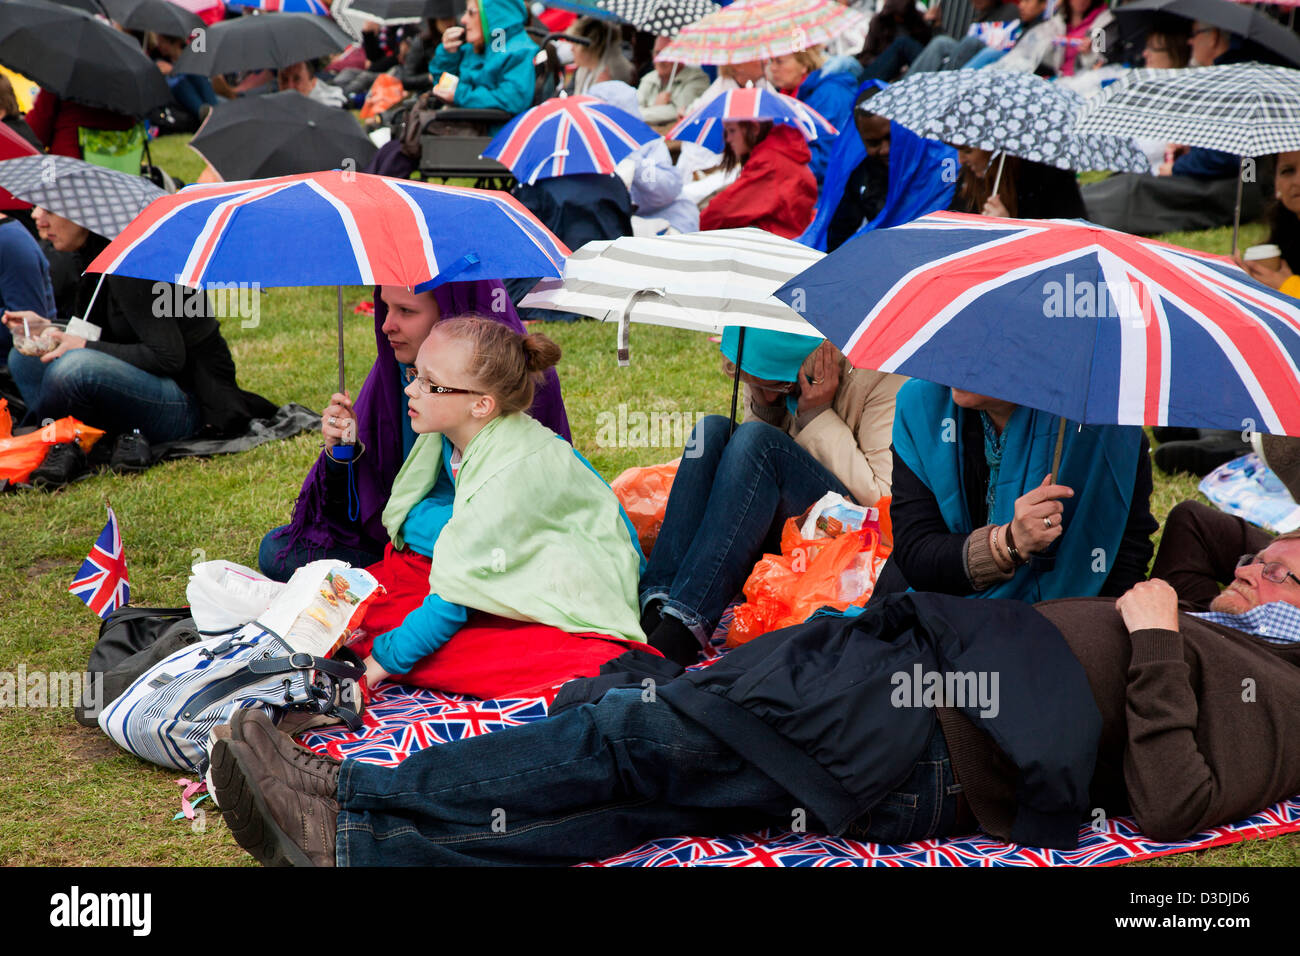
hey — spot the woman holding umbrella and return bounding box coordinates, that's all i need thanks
[259,280,572,580]
[1237,150,1300,300]
[951,145,1085,219]
[880,379,1156,602]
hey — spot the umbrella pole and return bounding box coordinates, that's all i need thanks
[1051,417,1066,483]
[1232,155,1246,258]
[729,326,746,438]
[336,285,347,401]
[667,61,679,89]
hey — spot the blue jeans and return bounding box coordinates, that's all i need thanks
[911,35,988,73]
[862,34,926,82]
[639,416,850,644]
[258,525,383,583]
[7,347,200,442]
[963,46,1007,69]
[167,74,219,116]
[336,688,962,865]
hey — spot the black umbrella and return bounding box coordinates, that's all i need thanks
[0,0,173,115]
[345,0,427,22]
[44,0,109,14]
[101,0,205,38]
[1115,0,1300,67]
[171,11,353,74]
[188,90,378,180]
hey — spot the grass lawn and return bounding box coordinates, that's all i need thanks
[1,135,1294,867]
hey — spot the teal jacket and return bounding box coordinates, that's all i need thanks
[428,0,536,120]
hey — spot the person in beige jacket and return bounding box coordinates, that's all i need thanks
[638,327,904,664]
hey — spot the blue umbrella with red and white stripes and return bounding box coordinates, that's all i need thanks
[775,210,1300,463]
[482,95,660,185]
[84,170,569,401]
[236,0,332,15]
[668,87,835,154]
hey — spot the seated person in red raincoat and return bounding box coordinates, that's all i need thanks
[699,120,819,240]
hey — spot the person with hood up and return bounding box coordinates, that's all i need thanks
[427,0,537,123]
[699,121,818,239]
[766,47,857,185]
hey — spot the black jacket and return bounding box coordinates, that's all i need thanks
[555,592,1101,849]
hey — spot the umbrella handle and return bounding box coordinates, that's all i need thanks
[615,288,666,367]
[1232,156,1245,258]
[1050,417,1066,484]
[990,152,1007,206]
[729,326,746,438]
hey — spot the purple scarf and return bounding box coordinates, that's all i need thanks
[274,279,572,558]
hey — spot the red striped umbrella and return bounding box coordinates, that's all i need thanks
[656,0,868,66]
[668,87,835,152]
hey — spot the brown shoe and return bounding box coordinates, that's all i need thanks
[229,707,341,801]
[210,737,339,867]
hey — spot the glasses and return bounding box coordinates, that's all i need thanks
[1236,553,1300,587]
[1191,26,1216,36]
[410,376,481,396]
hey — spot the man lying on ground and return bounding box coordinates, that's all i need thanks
[209,498,1300,865]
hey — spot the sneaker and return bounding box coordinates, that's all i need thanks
[109,430,152,474]
[30,442,89,490]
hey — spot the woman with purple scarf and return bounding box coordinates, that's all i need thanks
[258,279,571,582]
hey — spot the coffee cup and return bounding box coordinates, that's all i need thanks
[1244,244,1283,271]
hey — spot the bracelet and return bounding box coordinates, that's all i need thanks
[990,524,1014,573]
[1004,522,1029,567]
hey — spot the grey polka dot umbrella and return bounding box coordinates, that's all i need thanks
[596,0,720,38]
[863,70,1151,174]
[0,155,163,239]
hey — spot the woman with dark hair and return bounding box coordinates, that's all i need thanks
[950,145,1085,220]
[567,17,634,92]
[699,121,818,238]
[1237,150,1300,299]
[1049,0,1115,76]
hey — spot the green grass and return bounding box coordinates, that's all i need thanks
[1,136,1293,866]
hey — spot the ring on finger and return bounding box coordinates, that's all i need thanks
[328,416,339,427]
[1043,515,1053,530]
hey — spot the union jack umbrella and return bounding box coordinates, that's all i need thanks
[69,506,130,619]
[235,0,332,14]
[85,170,568,394]
[482,95,661,185]
[668,87,835,153]
[773,211,1300,439]
[656,0,868,65]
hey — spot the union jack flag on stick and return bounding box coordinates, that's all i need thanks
[69,505,130,619]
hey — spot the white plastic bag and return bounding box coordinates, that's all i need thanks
[186,560,285,634]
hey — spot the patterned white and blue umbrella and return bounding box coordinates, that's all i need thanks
[596,0,719,37]
[483,95,660,184]
[668,87,836,153]
[865,70,1151,174]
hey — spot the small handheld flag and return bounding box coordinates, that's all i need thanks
[69,505,130,618]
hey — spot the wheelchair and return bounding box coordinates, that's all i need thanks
[414,29,577,190]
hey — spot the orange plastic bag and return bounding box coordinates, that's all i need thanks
[0,415,105,484]
[728,508,892,646]
[610,459,680,557]
[360,74,406,121]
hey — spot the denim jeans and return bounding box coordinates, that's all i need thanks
[335,688,963,865]
[862,34,926,82]
[911,35,988,73]
[167,74,219,117]
[638,415,850,644]
[963,46,1007,69]
[257,525,384,583]
[7,347,200,442]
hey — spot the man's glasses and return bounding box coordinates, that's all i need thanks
[1236,553,1300,587]
[411,376,481,396]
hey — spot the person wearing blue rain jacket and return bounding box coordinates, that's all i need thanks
[428,0,536,126]
[798,82,956,253]
[767,49,858,185]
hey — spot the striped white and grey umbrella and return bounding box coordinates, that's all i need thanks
[1073,64,1300,158]
[0,155,163,238]
[865,70,1151,174]
[596,0,719,37]
[520,227,821,365]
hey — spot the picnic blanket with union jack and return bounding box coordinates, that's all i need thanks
[298,621,1300,866]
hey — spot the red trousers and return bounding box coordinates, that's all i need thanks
[347,544,657,699]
